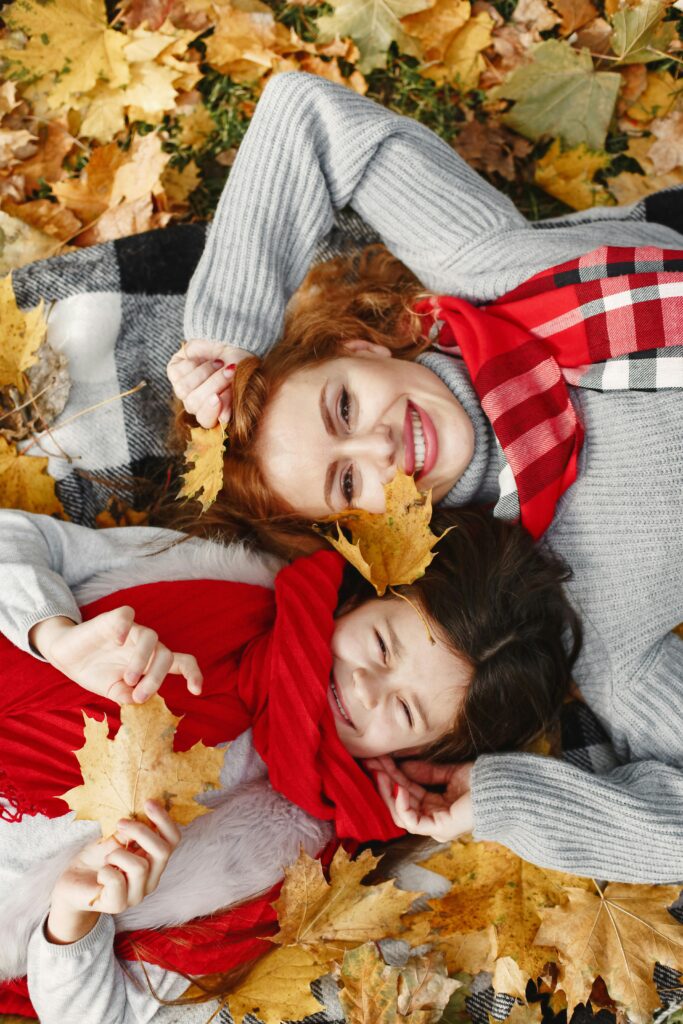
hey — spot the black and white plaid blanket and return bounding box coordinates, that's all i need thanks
[9,185,683,1024]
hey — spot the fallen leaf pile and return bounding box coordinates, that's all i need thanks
[62,693,225,836]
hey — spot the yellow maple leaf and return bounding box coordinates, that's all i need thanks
[420,11,495,89]
[319,471,450,597]
[225,945,325,1024]
[61,694,225,837]
[337,943,460,1024]
[401,0,472,62]
[625,69,677,123]
[0,437,64,516]
[1,0,130,111]
[535,140,614,211]
[409,840,592,999]
[534,883,683,1024]
[178,423,226,512]
[272,847,423,964]
[0,273,46,391]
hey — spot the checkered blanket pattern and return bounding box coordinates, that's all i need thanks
[9,185,683,1024]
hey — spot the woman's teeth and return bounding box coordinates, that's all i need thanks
[331,677,352,725]
[410,407,426,474]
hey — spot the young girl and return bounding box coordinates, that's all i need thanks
[167,73,683,885]
[0,505,578,1023]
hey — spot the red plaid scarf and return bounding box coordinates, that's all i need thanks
[413,245,683,538]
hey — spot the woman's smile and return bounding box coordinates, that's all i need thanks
[403,401,438,480]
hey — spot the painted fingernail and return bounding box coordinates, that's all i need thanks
[393,783,400,799]
[212,359,224,368]
[223,366,235,378]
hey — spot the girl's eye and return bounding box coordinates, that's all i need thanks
[400,700,414,728]
[338,386,351,428]
[375,629,387,662]
[341,466,354,504]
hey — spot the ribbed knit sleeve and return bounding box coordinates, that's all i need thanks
[184,71,683,353]
[26,914,189,1024]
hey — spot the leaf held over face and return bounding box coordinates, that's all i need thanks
[178,423,226,512]
[0,273,46,392]
[61,694,225,837]
[272,846,422,964]
[318,471,450,597]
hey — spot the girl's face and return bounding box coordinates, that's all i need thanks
[329,595,469,758]
[257,342,474,518]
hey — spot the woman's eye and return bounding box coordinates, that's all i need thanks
[375,629,387,662]
[338,386,351,428]
[341,466,354,503]
[400,700,414,728]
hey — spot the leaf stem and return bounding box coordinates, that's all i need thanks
[21,380,147,455]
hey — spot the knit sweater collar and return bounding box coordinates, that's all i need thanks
[417,350,500,507]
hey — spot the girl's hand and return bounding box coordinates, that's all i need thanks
[167,340,249,428]
[30,608,203,705]
[46,801,181,945]
[365,755,475,843]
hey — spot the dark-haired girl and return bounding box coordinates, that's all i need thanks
[0,506,577,1022]
[168,73,683,884]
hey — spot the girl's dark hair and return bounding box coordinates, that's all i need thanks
[339,505,582,762]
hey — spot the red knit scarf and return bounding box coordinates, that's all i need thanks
[413,245,683,538]
[0,551,399,1010]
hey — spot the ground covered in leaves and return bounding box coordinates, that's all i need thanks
[1,0,683,1022]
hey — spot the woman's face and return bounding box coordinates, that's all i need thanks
[257,342,474,517]
[329,594,469,758]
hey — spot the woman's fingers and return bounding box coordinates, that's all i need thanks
[168,652,203,695]
[172,359,224,401]
[183,365,235,419]
[217,387,233,426]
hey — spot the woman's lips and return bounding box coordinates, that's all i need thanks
[402,401,438,481]
[329,674,356,729]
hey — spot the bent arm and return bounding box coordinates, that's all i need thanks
[473,633,683,883]
[184,71,527,353]
[27,914,192,1024]
[0,510,179,654]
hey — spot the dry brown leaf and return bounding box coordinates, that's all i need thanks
[117,0,176,28]
[616,63,648,116]
[178,422,226,511]
[14,122,76,191]
[337,943,460,1024]
[297,55,368,94]
[320,471,451,597]
[625,69,678,123]
[454,118,532,181]
[534,884,683,1024]
[609,133,683,202]
[648,112,683,174]
[53,143,130,222]
[407,841,592,999]
[160,159,201,210]
[0,273,46,391]
[401,0,472,62]
[502,1001,543,1024]
[421,11,496,89]
[512,0,560,32]
[272,846,422,965]
[204,3,291,80]
[0,338,71,443]
[534,140,613,210]
[225,945,324,1024]
[75,194,171,245]
[61,694,225,837]
[0,437,64,516]
[572,15,613,54]
[549,0,598,36]
[95,496,149,528]
[4,199,82,243]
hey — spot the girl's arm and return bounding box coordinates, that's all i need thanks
[0,510,180,654]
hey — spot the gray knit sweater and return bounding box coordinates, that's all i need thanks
[184,72,683,883]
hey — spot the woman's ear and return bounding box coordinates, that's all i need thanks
[342,338,393,359]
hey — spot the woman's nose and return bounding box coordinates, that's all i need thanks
[336,424,395,466]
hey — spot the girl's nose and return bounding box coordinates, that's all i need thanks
[352,667,379,711]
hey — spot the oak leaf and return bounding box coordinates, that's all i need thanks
[408,840,592,999]
[534,884,683,1024]
[0,437,64,516]
[61,694,225,837]
[1,0,130,111]
[272,846,423,964]
[225,945,325,1024]
[315,0,433,73]
[337,943,460,1024]
[0,272,46,391]
[494,40,622,149]
[534,140,613,211]
[178,423,226,511]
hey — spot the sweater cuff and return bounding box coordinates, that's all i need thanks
[18,601,82,660]
[33,911,113,960]
[470,753,523,841]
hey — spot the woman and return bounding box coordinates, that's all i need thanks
[167,73,683,885]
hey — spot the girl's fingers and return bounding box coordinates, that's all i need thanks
[144,800,182,848]
[100,606,135,646]
[398,760,455,787]
[168,652,203,695]
[118,804,179,892]
[104,848,150,906]
[123,625,159,685]
[94,864,128,914]
[131,644,173,703]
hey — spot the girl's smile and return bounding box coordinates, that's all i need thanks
[256,341,475,518]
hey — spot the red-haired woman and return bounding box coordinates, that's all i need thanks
[167,73,683,884]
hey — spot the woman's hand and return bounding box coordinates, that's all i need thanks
[29,608,203,704]
[46,801,181,945]
[366,755,475,843]
[167,340,249,428]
